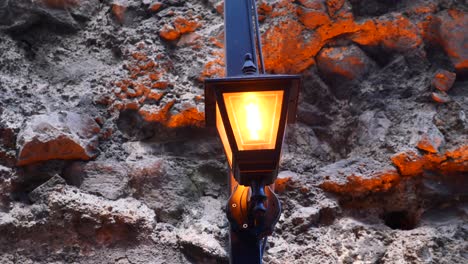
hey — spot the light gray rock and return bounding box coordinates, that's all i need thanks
[0,0,101,32]
[1,179,156,248]
[0,118,16,168]
[126,156,200,224]
[16,111,100,166]
[0,0,466,263]
[28,174,66,203]
[357,110,391,145]
[317,44,376,99]
[416,125,445,153]
[0,165,12,209]
[179,228,228,263]
[316,157,397,187]
[66,160,129,200]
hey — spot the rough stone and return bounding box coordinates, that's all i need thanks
[159,24,181,41]
[159,16,200,42]
[0,179,155,253]
[28,174,66,203]
[16,111,100,166]
[432,69,457,92]
[318,158,400,196]
[325,0,345,17]
[125,156,200,224]
[0,121,16,168]
[416,125,445,154]
[0,0,100,32]
[0,165,12,209]
[179,229,228,263]
[66,161,130,200]
[317,45,375,81]
[317,45,375,98]
[426,9,468,75]
[432,91,452,103]
[275,171,299,194]
[297,3,331,30]
[356,110,391,146]
[0,0,467,263]
[391,146,467,177]
[290,206,320,229]
[148,1,163,13]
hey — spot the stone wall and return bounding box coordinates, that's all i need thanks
[0,0,466,263]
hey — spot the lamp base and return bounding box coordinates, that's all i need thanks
[226,183,281,241]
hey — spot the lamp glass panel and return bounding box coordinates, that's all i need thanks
[216,103,233,166]
[223,90,284,150]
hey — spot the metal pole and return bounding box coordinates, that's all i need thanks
[224,1,262,263]
[224,0,258,76]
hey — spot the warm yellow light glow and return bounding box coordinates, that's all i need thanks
[223,90,284,150]
[245,99,261,140]
[216,104,232,166]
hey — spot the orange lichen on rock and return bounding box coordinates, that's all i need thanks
[258,1,273,21]
[111,42,205,130]
[132,52,148,62]
[138,101,175,123]
[200,54,225,80]
[330,15,421,51]
[440,146,468,173]
[431,92,451,104]
[432,70,456,92]
[135,102,204,128]
[320,170,401,196]
[149,1,163,12]
[316,45,373,81]
[391,149,429,176]
[392,146,467,177]
[18,137,92,166]
[159,24,181,41]
[123,100,140,111]
[111,46,179,122]
[320,145,467,197]
[374,14,422,52]
[263,19,317,73]
[174,16,200,34]
[260,3,425,73]
[201,60,224,79]
[159,16,201,42]
[146,91,164,102]
[423,9,468,74]
[166,107,205,128]
[417,134,444,154]
[16,112,100,166]
[297,5,331,30]
[325,0,345,17]
[151,81,169,90]
[270,0,297,18]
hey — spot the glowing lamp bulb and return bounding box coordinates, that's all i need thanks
[245,100,262,141]
[222,90,284,151]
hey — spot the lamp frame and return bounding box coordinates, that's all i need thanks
[205,74,301,186]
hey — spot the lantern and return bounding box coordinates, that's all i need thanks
[205,75,301,186]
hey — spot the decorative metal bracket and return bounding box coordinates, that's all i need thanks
[226,183,281,239]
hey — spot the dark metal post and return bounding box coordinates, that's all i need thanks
[224,0,258,76]
[230,232,263,263]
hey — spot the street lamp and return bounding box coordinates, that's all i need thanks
[205,60,300,262]
[204,0,301,263]
[205,73,300,187]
